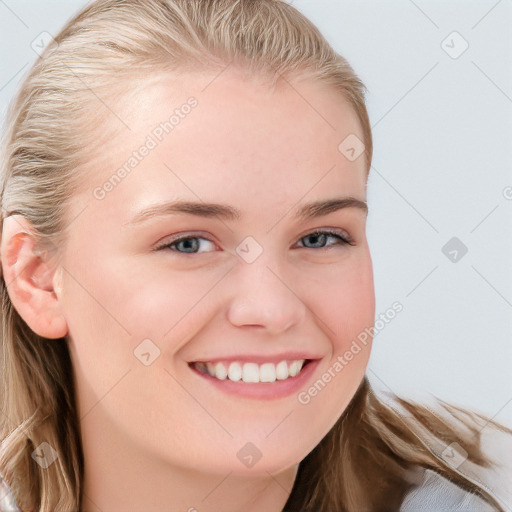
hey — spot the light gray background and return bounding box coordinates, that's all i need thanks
[1,0,511,425]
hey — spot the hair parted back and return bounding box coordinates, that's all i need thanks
[0,1,506,510]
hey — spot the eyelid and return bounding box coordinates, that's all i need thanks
[298,227,354,246]
[153,231,217,251]
[154,227,355,252]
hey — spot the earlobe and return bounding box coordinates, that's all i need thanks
[0,214,68,339]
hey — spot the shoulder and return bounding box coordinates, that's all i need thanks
[396,400,512,511]
[400,468,496,511]
[470,421,512,510]
[0,476,22,512]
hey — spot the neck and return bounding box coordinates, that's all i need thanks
[79,411,298,512]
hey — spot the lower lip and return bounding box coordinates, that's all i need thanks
[189,359,321,400]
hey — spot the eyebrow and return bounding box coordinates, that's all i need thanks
[125,197,368,226]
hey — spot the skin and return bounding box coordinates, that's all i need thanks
[1,66,375,512]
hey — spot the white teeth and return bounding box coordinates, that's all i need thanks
[194,359,306,382]
[214,362,227,380]
[259,362,276,382]
[227,361,242,382]
[289,360,301,377]
[275,360,288,380]
[242,363,259,383]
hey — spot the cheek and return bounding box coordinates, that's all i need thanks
[296,248,374,404]
[289,254,375,452]
[60,255,232,420]
[63,247,222,336]
[335,260,375,351]
[113,261,230,346]
[300,249,375,350]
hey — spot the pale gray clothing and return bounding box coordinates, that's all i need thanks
[0,478,20,512]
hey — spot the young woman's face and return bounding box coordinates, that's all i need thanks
[58,67,375,476]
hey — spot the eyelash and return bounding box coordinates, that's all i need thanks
[154,229,354,254]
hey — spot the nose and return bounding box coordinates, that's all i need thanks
[226,259,307,335]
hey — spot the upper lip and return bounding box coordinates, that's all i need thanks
[188,352,323,365]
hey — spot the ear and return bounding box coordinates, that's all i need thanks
[0,214,68,339]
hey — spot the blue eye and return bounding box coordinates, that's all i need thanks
[156,236,215,254]
[155,229,353,254]
[298,229,353,249]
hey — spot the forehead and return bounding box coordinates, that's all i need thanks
[74,67,367,223]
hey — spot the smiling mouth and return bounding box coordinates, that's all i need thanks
[188,359,313,383]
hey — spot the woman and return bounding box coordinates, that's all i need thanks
[0,0,510,510]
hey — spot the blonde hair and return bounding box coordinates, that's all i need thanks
[0,1,507,510]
